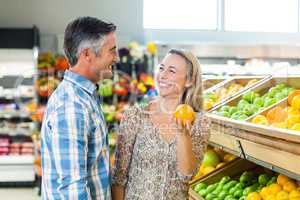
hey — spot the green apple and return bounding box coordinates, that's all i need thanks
[242,92,259,103]
[253,97,264,108]
[264,97,276,107]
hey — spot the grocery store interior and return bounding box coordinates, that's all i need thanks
[1,0,300,199]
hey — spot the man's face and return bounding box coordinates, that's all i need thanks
[90,32,119,82]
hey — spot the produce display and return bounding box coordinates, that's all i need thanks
[35,77,60,97]
[38,52,69,71]
[193,171,300,200]
[0,135,34,156]
[213,84,295,121]
[192,147,237,181]
[203,79,258,110]
[251,90,300,131]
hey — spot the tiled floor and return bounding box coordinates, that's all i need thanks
[0,188,40,200]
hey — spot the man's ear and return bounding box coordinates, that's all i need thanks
[83,48,93,62]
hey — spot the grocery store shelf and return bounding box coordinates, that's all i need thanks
[0,155,34,164]
[0,128,34,136]
[0,111,32,121]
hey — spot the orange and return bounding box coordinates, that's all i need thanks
[288,90,300,106]
[269,183,283,195]
[174,104,196,126]
[278,174,292,186]
[283,181,297,192]
[266,107,288,124]
[292,95,300,110]
[276,191,289,200]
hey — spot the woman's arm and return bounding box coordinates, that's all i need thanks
[111,106,140,200]
[176,114,210,180]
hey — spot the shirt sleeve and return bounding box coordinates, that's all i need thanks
[46,103,91,200]
[111,105,140,187]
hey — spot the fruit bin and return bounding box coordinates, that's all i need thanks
[210,76,300,121]
[203,76,270,111]
[247,95,300,132]
[189,158,300,200]
[189,159,258,200]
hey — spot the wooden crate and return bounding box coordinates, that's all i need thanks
[189,159,257,200]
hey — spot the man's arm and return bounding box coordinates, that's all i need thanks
[48,105,91,199]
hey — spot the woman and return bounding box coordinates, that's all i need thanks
[112,49,210,200]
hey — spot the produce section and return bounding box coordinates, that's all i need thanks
[189,75,300,200]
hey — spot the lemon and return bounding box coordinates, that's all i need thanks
[266,194,277,200]
[200,165,206,174]
[271,122,288,129]
[247,192,262,200]
[290,190,300,199]
[290,123,300,131]
[204,99,214,110]
[286,115,300,128]
[260,187,270,200]
[252,115,269,125]
[269,184,282,195]
[216,162,226,169]
[276,191,289,200]
[284,107,300,115]
[203,166,215,175]
[292,95,300,110]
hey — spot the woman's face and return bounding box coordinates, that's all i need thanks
[155,53,190,99]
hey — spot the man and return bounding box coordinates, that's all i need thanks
[41,16,118,200]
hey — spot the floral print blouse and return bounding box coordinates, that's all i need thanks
[111,104,210,200]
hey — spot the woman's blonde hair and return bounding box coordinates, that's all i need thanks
[168,49,203,112]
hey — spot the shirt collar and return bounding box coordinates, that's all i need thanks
[63,70,97,95]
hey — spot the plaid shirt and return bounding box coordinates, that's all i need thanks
[41,70,111,200]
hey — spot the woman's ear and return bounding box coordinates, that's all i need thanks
[185,80,193,88]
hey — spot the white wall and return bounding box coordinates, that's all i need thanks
[1,0,300,53]
[0,0,144,52]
